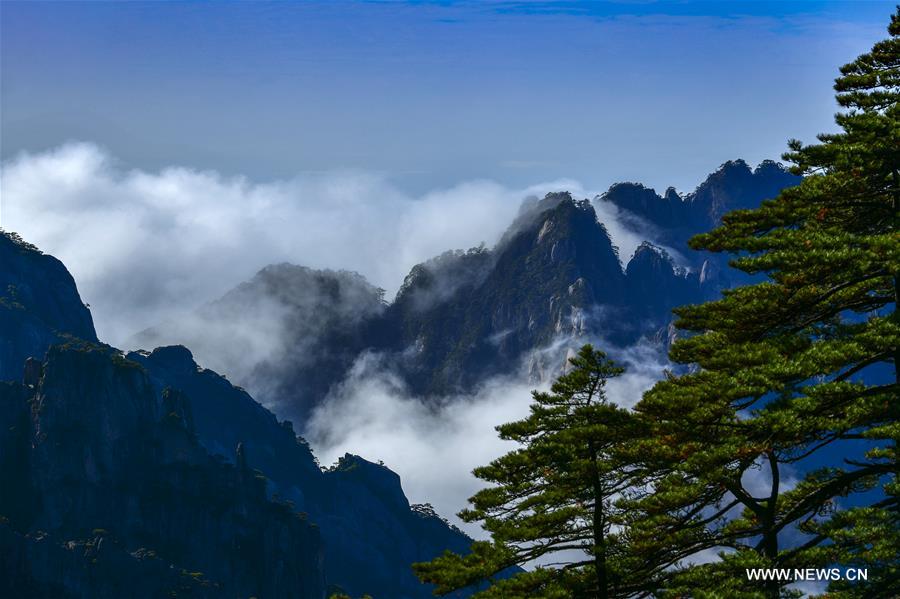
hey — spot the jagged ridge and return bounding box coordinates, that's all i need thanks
[130,160,800,426]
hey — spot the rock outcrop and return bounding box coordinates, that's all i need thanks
[128,344,474,599]
[0,232,97,380]
[0,343,325,598]
[624,242,700,323]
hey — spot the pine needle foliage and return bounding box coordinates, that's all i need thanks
[628,9,900,598]
[414,345,652,598]
[416,9,898,598]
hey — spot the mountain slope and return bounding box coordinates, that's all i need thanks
[1,343,325,598]
[0,231,97,380]
[135,263,386,422]
[128,344,474,599]
[0,231,474,599]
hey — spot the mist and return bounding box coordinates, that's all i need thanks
[3,141,677,532]
[1,142,670,346]
[306,339,670,537]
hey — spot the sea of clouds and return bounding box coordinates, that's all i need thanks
[1,142,664,344]
[2,141,675,534]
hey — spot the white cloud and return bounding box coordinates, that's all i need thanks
[591,196,688,267]
[307,353,536,538]
[306,339,668,537]
[0,142,653,346]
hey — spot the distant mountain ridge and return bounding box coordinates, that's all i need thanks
[135,159,800,426]
[136,263,385,421]
[600,158,799,247]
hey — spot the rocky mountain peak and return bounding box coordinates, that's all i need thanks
[664,186,681,202]
[601,182,661,204]
[0,231,98,380]
[627,241,675,270]
[517,190,574,217]
[687,159,799,227]
[138,345,197,375]
[753,158,790,177]
[500,191,578,246]
[599,182,685,230]
[328,453,410,512]
[395,246,492,311]
[226,262,385,316]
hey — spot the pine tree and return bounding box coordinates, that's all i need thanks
[414,345,653,598]
[627,9,899,597]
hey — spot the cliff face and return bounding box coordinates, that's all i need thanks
[378,193,629,397]
[0,232,97,380]
[0,344,324,599]
[127,344,474,599]
[321,455,473,599]
[1,340,473,599]
[0,231,474,599]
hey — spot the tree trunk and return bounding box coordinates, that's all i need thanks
[762,451,781,599]
[589,440,608,599]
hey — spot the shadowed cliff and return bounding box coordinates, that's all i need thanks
[0,231,474,599]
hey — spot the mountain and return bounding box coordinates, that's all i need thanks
[372,160,798,401]
[0,158,802,597]
[624,241,700,324]
[134,264,386,423]
[0,232,97,381]
[134,160,799,426]
[1,343,324,598]
[599,159,800,251]
[125,344,473,599]
[376,193,630,397]
[0,231,473,598]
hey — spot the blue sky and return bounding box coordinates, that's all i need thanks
[1,1,896,193]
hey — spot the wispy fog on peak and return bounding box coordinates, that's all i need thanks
[1,143,663,344]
